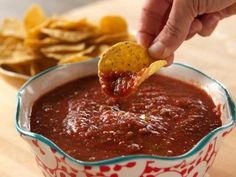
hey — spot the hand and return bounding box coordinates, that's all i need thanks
[137,0,236,65]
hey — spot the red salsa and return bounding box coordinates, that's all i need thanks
[99,71,139,98]
[30,74,221,161]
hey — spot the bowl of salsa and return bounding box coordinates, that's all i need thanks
[16,58,236,177]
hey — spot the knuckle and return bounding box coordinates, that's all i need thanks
[192,0,210,14]
[192,0,201,12]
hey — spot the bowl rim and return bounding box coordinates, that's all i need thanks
[15,58,236,166]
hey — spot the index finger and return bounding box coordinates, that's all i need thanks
[137,0,172,47]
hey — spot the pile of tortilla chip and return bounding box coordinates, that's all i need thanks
[0,4,134,77]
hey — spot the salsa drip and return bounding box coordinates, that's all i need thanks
[30,74,221,161]
[99,71,140,98]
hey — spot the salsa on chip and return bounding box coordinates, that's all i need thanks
[98,41,167,98]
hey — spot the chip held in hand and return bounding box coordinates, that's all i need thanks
[98,41,167,98]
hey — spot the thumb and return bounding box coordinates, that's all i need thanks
[149,0,194,59]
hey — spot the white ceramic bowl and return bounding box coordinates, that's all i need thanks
[16,58,236,177]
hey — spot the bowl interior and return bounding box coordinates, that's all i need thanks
[158,64,233,126]
[16,58,235,165]
[17,59,234,132]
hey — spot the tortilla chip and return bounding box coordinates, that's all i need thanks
[44,45,96,60]
[93,32,129,44]
[99,44,110,53]
[27,18,54,39]
[79,45,96,55]
[0,52,35,65]
[48,18,95,30]
[58,55,90,64]
[42,52,63,60]
[24,4,46,33]
[99,41,154,72]
[98,41,167,97]
[0,7,134,78]
[41,28,94,42]
[25,37,61,48]
[100,16,127,34]
[0,19,25,39]
[0,37,36,64]
[41,43,85,53]
[0,37,22,57]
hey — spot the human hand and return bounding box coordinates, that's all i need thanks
[137,0,236,64]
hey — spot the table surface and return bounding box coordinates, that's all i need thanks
[0,0,236,176]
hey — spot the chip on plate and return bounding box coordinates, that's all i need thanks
[41,43,85,53]
[24,4,46,33]
[0,19,25,39]
[48,18,92,30]
[0,4,134,79]
[58,55,90,65]
[93,32,129,44]
[41,28,94,42]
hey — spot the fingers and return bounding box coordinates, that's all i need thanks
[199,2,236,36]
[186,19,203,40]
[165,53,174,66]
[149,0,194,59]
[138,0,236,63]
[137,32,155,48]
[196,0,236,14]
[137,0,172,47]
[187,1,236,38]
[196,1,236,38]
[219,2,236,17]
[198,14,220,36]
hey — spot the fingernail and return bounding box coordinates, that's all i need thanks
[148,41,169,59]
[163,54,174,67]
